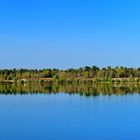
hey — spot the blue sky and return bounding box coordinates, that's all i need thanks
[0,0,140,69]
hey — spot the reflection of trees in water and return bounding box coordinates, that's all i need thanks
[0,83,140,96]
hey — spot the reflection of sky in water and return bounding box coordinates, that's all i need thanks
[0,94,140,140]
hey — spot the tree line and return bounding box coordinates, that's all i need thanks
[0,66,140,83]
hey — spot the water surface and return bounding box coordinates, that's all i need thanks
[0,84,140,140]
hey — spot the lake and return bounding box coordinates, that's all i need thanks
[0,83,140,140]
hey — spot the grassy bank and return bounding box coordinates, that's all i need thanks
[1,77,140,85]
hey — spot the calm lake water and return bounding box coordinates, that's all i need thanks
[0,83,140,140]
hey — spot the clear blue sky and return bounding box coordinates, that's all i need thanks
[0,0,140,69]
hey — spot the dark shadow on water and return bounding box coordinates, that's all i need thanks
[0,82,140,96]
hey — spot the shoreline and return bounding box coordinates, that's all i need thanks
[1,78,140,84]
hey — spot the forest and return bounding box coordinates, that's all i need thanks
[0,66,140,83]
